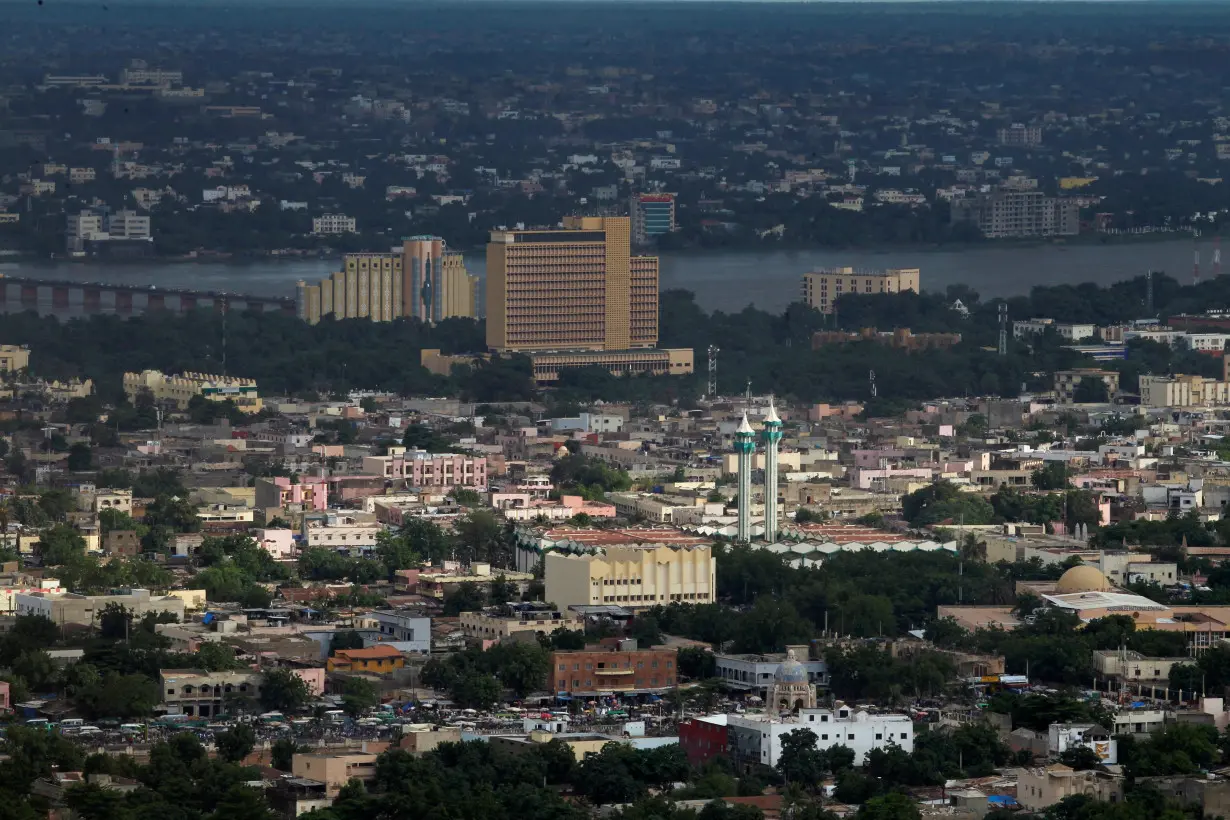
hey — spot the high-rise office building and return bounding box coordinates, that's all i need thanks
[487,216,657,352]
[486,216,691,382]
[297,237,478,325]
[631,193,677,246]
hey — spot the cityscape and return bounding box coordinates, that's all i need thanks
[6,4,1230,820]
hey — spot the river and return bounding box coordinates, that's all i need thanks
[0,238,1204,315]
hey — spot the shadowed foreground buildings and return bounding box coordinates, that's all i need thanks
[485,215,693,382]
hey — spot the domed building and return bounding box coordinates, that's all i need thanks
[768,649,816,711]
[1055,565,1112,595]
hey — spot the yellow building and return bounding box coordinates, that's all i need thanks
[801,267,920,314]
[486,216,658,352]
[544,542,716,611]
[297,237,478,325]
[1059,177,1098,190]
[420,349,489,377]
[489,729,615,760]
[0,345,31,373]
[325,645,406,673]
[123,370,262,413]
[459,606,583,640]
[292,752,378,797]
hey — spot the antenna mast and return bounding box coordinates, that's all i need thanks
[1146,270,1154,314]
[1216,237,1223,278]
[869,370,877,398]
[707,345,719,399]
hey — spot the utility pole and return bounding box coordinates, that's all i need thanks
[1145,270,1155,314]
[869,370,877,399]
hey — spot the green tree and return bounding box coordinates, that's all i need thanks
[66,443,93,472]
[1072,377,1110,404]
[341,677,379,717]
[330,631,367,653]
[38,524,86,566]
[856,792,921,820]
[216,724,257,763]
[260,668,312,713]
[271,738,304,772]
[777,729,826,791]
[197,642,239,672]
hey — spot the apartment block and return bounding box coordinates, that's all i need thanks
[997,124,1043,147]
[17,588,184,626]
[801,267,920,314]
[549,645,679,696]
[123,370,262,413]
[360,447,488,491]
[951,190,1079,239]
[459,604,582,640]
[311,214,357,235]
[631,193,677,246]
[528,348,693,383]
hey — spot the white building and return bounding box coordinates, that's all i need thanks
[106,210,151,240]
[726,704,914,768]
[1013,318,1096,342]
[1048,723,1117,764]
[548,413,625,434]
[366,610,431,654]
[312,214,357,235]
[714,652,829,694]
[304,513,382,551]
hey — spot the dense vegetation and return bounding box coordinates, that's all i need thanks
[0,271,1225,410]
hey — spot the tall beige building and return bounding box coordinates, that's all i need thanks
[297,236,478,325]
[486,216,658,352]
[801,266,920,314]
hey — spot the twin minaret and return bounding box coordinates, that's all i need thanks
[734,401,782,543]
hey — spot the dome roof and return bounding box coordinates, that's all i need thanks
[774,650,809,683]
[1055,565,1111,594]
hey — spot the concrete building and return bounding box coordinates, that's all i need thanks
[106,210,151,240]
[1054,368,1119,403]
[296,239,478,325]
[254,476,328,512]
[159,669,262,718]
[303,514,382,551]
[1140,374,1230,407]
[997,124,1043,147]
[800,267,920,314]
[367,610,431,654]
[549,645,678,696]
[631,193,677,246]
[361,447,488,491]
[311,214,357,235]
[291,753,378,797]
[459,604,582,640]
[0,345,30,373]
[526,348,693,383]
[725,704,914,768]
[486,215,657,352]
[325,645,407,673]
[951,190,1080,239]
[16,589,184,627]
[715,651,828,695]
[544,539,715,610]
[1012,319,1096,342]
[123,370,262,413]
[1018,765,1123,812]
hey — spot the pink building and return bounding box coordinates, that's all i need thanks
[255,477,329,511]
[850,466,935,490]
[255,528,297,559]
[0,680,10,712]
[294,667,326,696]
[362,447,487,491]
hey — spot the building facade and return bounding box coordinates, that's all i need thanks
[549,646,678,696]
[361,447,488,491]
[160,669,263,718]
[297,239,477,325]
[486,216,657,352]
[726,705,914,769]
[17,589,184,627]
[0,345,30,373]
[459,605,582,640]
[951,190,1079,239]
[544,542,715,610]
[123,370,262,413]
[801,267,920,314]
[311,214,357,235]
[1054,369,1120,403]
[366,611,431,654]
[527,348,693,383]
[715,652,828,696]
[631,193,677,246]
